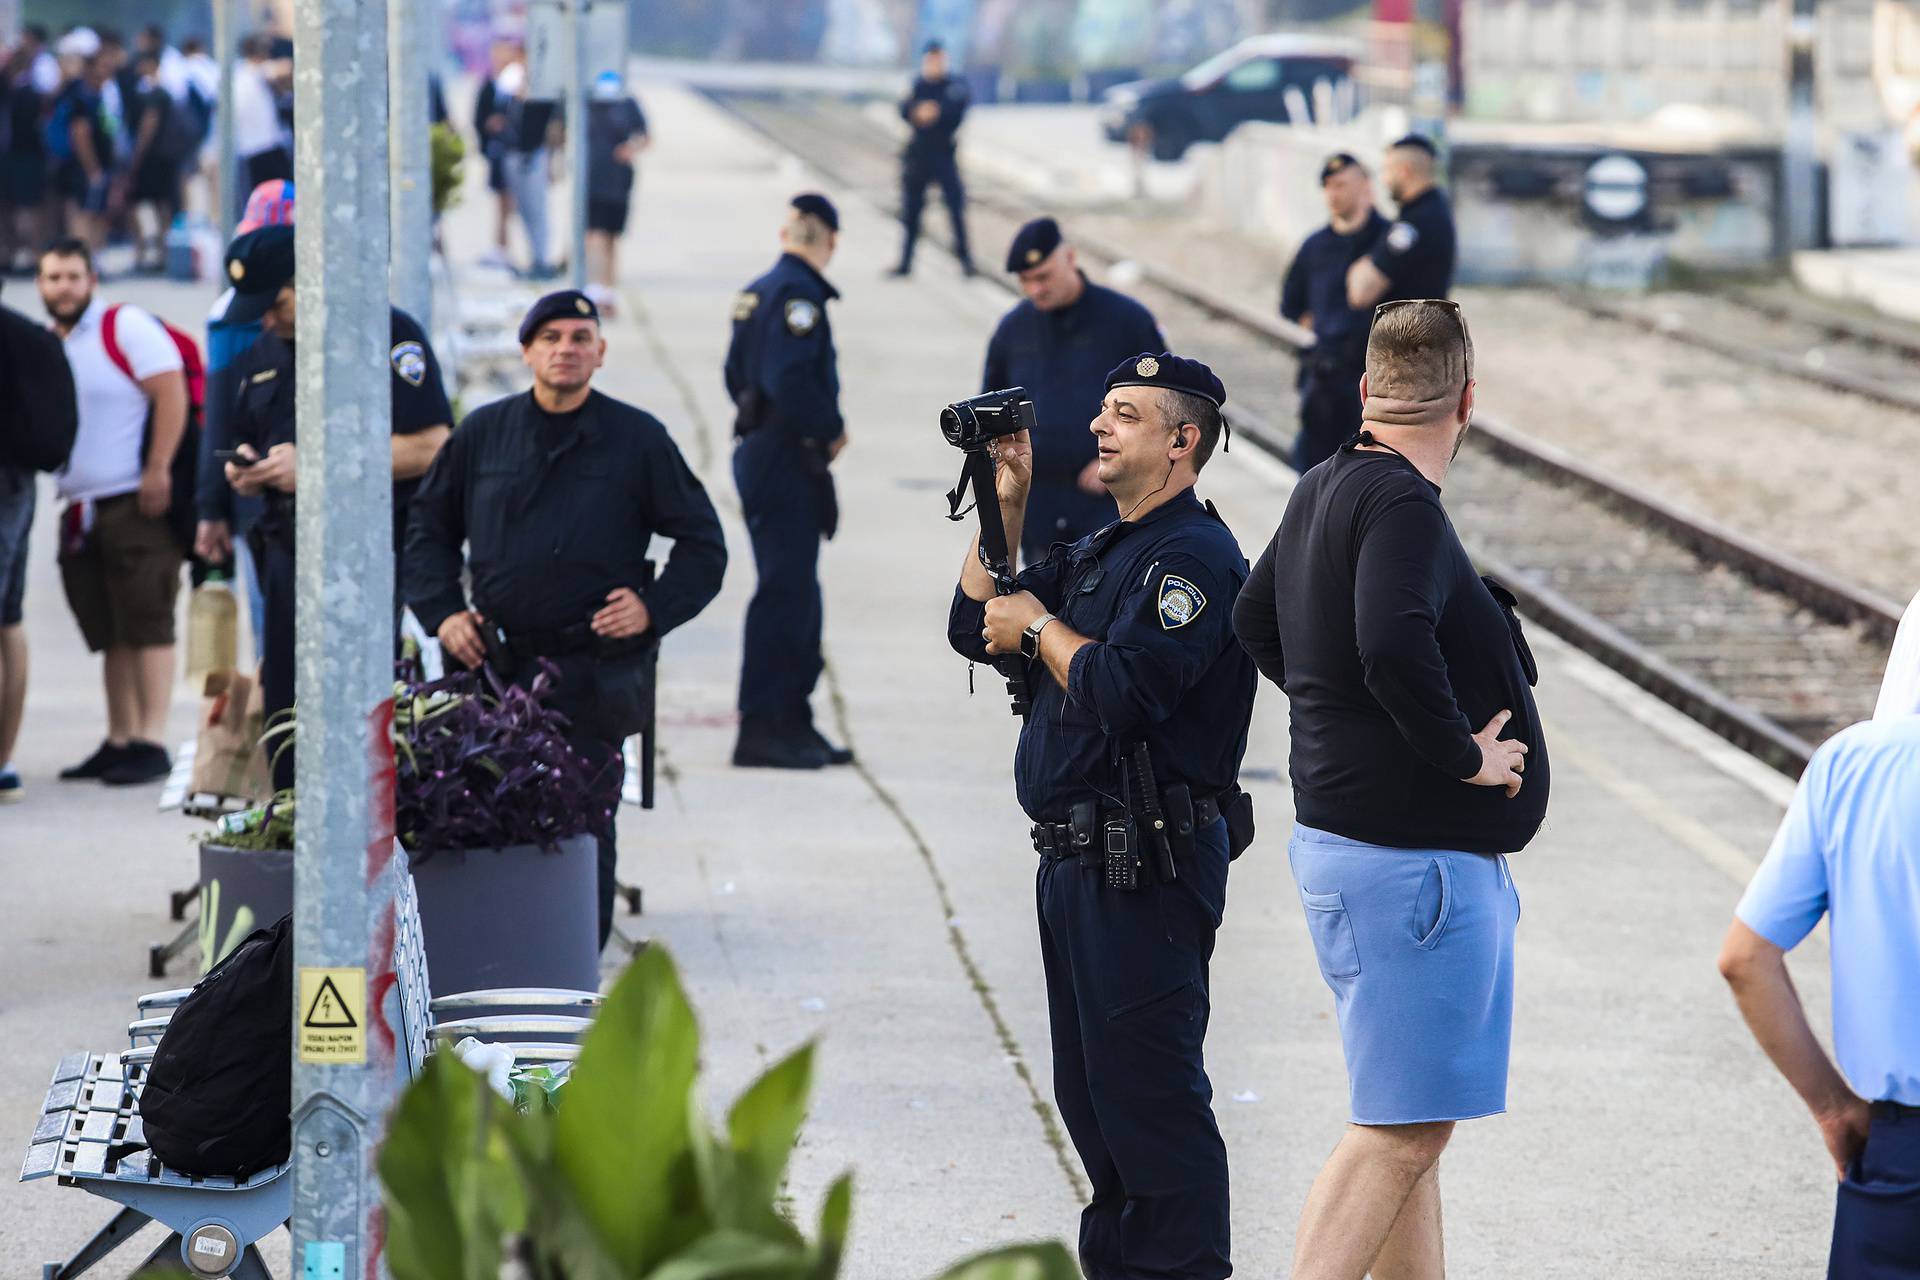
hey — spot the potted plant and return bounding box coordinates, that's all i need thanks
[196,791,295,971]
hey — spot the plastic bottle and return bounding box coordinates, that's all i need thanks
[187,571,239,686]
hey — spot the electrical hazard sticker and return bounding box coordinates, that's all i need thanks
[298,967,367,1064]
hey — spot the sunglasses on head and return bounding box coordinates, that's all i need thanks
[1373,297,1472,390]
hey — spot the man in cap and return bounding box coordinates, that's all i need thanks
[1280,153,1387,472]
[406,289,726,950]
[1346,134,1457,311]
[982,216,1163,562]
[725,192,854,770]
[948,352,1257,1279]
[209,222,453,790]
[890,39,974,278]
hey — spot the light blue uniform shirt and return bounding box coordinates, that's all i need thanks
[1737,716,1920,1106]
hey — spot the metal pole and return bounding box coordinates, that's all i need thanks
[290,0,396,1271]
[568,0,589,289]
[216,0,238,247]
[390,0,433,327]
[1783,0,1820,252]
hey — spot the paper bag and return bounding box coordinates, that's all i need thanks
[190,669,273,803]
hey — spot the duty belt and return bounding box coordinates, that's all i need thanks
[1031,788,1234,861]
[500,623,650,662]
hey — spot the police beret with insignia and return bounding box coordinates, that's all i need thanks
[1319,152,1362,184]
[221,224,296,326]
[1104,351,1226,407]
[518,289,600,345]
[1004,216,1062,273]
[790,192,839,233]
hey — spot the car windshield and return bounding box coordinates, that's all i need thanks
[1180,45,1253,90]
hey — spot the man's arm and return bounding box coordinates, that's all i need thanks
[400,426,472,635]
[764,291,843,445]
[958,432,1032,603]
[1346,255,1390,311]
[635,430,727,637]
[391,425,450,480]
[1280,250,1310,325]
[1232,529,1286,688]
[137,369,189,519]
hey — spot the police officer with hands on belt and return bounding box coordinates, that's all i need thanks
[1281,153,1387,472]
[404,289,726,951]
[727,193,854,771]
[891,39,974,278]
[983,217,1163,562]
[1345,134,1457,311]
[948,352,1256,1280]
[204,222,453,791]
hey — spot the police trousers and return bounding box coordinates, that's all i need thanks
[899,151,971,270]
[1830,1102,1920,1278]
[734,438,826,722]
[1038,818,1232,1280]
[1293,365,1363,474]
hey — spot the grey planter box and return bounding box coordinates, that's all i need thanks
[409,832,601,998]
[197,842,294,971]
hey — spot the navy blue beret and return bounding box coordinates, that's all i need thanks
[790,192,839,232]
[1319,151,1363,184]
[1104,352,1226,408]
[1390,133,1438,156]
[1004,216,1063,273]
[518,289,599,345]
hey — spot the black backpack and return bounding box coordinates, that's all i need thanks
[139,913,293,1179]
[0,302,79,473]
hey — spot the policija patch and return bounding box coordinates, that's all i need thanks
[390,341,427,387]
[785,298,819,336]
[1158,574,1206,630]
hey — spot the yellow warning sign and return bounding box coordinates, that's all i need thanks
[298,967,367,1064]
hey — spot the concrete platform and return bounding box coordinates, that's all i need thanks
[0,83,1844,1278]
[1794,245,1920,325]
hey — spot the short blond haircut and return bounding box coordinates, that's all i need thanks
[785,209,831,247]
[1364,301,1473,409]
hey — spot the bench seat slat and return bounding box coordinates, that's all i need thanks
[91,1081,126,1113]
[70,1144,108,1176]
[78,1110,116,1142]
[52,1053,90,1084]
[44,1080,82,1113]
[31,1111,66,1145]
[20,1140,62,1180]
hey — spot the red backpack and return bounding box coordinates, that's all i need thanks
[100,303,205,555]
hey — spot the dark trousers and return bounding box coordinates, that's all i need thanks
[1037,820,1232,1280]
[1293,365,1363,474]
[1022,480,1117,567]
[566,730,625,953]
[899,151,970,270]
[734,449,824,721]
[259,539,296,794]
[1831,1103,1920,1278]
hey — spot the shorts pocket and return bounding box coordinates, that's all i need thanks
[1412,857,1453,950]
[1300,888,1361,981]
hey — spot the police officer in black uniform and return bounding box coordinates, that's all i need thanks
[212,223,454,792]
[890,40,974,278]
[983,217,1163,563]
[726,193,854,771]
[1280,153,1387,472]
[1346,133,1457,311]
[404,290,726,949]
[948,352,1257,1280]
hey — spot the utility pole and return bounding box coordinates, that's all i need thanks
[568,0,591,289]
[390,0,434,327]
[216,0,238,247]
[1783,0,1821,251]
[290,0,398,1272]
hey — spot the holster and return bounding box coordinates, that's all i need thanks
[1221,788,1256,861]
[1164,784,1196,863]
[733,388,769,439]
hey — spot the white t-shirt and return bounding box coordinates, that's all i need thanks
[58,299,184,504]
[231,62,283,159]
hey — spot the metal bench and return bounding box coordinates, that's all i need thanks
[21,868,601,1279]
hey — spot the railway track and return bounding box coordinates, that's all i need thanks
[710,90,1904,776]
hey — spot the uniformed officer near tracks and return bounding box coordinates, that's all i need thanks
[948,352,1257,1279]
[983,217,1164,562]
[404,289,726,950]
[1345,134,1457,312]
[726,193,855,771]
[1280,153,1387,472]
[206,223,453,792]
[890,39,974,278]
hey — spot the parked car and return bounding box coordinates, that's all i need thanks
[1100,34,1361,161]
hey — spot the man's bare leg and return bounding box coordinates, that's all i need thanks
[1371,1162,1444,1280]
[1290,1121,1453,1280]
[0,624,26,764]
[103,647,138,744]
[134,644,176,744]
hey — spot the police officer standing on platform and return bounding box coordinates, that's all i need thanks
[1280,153,1387,472]
[208,223,454,792]
[890,40,974,278]
[727,193,855,771]
[1346,134,1457,311]
[947,352,1257,1280]
[983,217,1163,562]
[405,290,727,950]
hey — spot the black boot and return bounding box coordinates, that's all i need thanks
[791,712,855,766]
[732,714,827,769]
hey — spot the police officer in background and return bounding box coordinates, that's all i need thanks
[890,39,974,278]
[1346,134,1457,311]
[207,223,453,792]
[948,352,1256,1280]
[1280,153,1387,472]
[405,290,726,949]
[727,193,854,770]
[983,217,1163,563]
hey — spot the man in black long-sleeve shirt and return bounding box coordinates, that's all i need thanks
[1232,299,1546,1280]
[405,289,726,948]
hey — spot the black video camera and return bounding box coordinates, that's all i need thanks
[941,387,1037,452]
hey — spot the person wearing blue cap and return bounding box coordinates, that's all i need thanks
[1346,134,1456,312]
[890,40,974,278]
[982,217,1163,563]
[725,193,854,770]
[948,351,1256,1280]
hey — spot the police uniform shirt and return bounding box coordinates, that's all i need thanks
[725,253,842,445]
[403,388,726,641]
[981,279,1163,488]
[1281,209,1388,366]
[947,489,1257,820]
[1369,186,1457,304]
[900,74,968,156]
[221,306,451,550]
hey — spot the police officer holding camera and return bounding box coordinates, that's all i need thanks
[946,353,1256,1280]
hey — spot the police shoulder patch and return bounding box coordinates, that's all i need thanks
[390,340,427,387]
[1157,573,1206,631]
[785,297,819,336]
[733,290,760,322]
[1386,220,1418,253]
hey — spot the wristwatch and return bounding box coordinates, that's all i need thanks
[1021,612,1057,660]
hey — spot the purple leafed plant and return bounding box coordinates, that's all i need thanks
[395,662,612,862]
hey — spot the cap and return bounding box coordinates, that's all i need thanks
[1319,152,1362,184]
[790,192,839,233]
[1104,351,1226,408]
[223,224,295,325]
[1390,133,1438,156]
[518,289,599,345]
[237,178,295,234]
[1004,216,1063,273]
[922,38,945,54]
